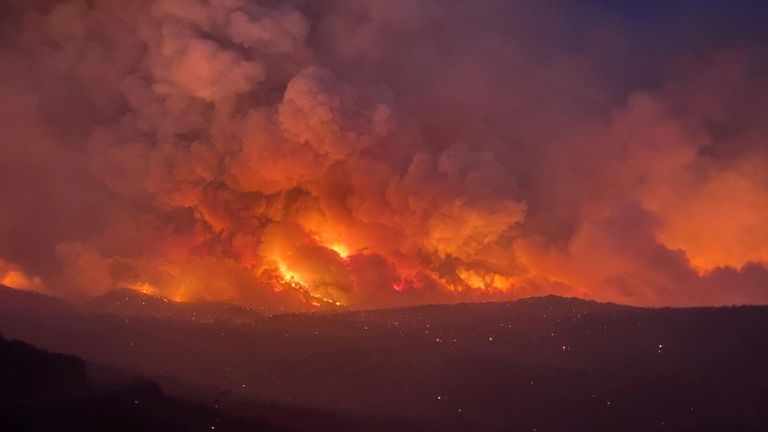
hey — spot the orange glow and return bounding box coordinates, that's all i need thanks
[1,270,40,290]
[0,259,44,292]
[328,243,351,259]
[455,267,516,292]
[272,259,345,307]
[642,161,768,272]
[276,261,307,289]
[4,0,768,311]
[127,282,158,296]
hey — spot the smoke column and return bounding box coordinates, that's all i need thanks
[1,0,768,311]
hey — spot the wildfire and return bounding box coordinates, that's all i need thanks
[1,270,39,290]
[128,282,157,296]
[328,243,351,259]
[455,267,516,292]
[0,260,44,292]
[122,281,187,303]
[272,260,346,308]
[4,0,768,312]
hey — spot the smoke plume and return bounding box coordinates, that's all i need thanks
[1,0,768,311]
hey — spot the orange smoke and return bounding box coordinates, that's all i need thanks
[0,259,44,292]
[1,1,768,310]
[642,156,768,272]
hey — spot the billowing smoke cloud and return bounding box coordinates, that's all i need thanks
[1,0,767,311]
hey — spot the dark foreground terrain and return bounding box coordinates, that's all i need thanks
[2,285,768,431]
[0,335,281,432]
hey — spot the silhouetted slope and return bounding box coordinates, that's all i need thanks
[0,335,281,432]
[2,285,768,431]
[0,285,74,316]
[86,288,263,324]
[0,337,88,400]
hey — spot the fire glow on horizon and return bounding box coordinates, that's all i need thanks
[1,0,768,312]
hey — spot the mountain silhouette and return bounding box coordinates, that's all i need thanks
[0,334,281,432]
[2,285,768,431]
[86,288,264,324]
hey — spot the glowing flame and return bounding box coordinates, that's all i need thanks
[2,271,27,288]
[0,259,45,292]
[128,282,157,296]
[271,260,345,307]
[328,243,351,259]
[455,267,515,292]
[120,281,188,303]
